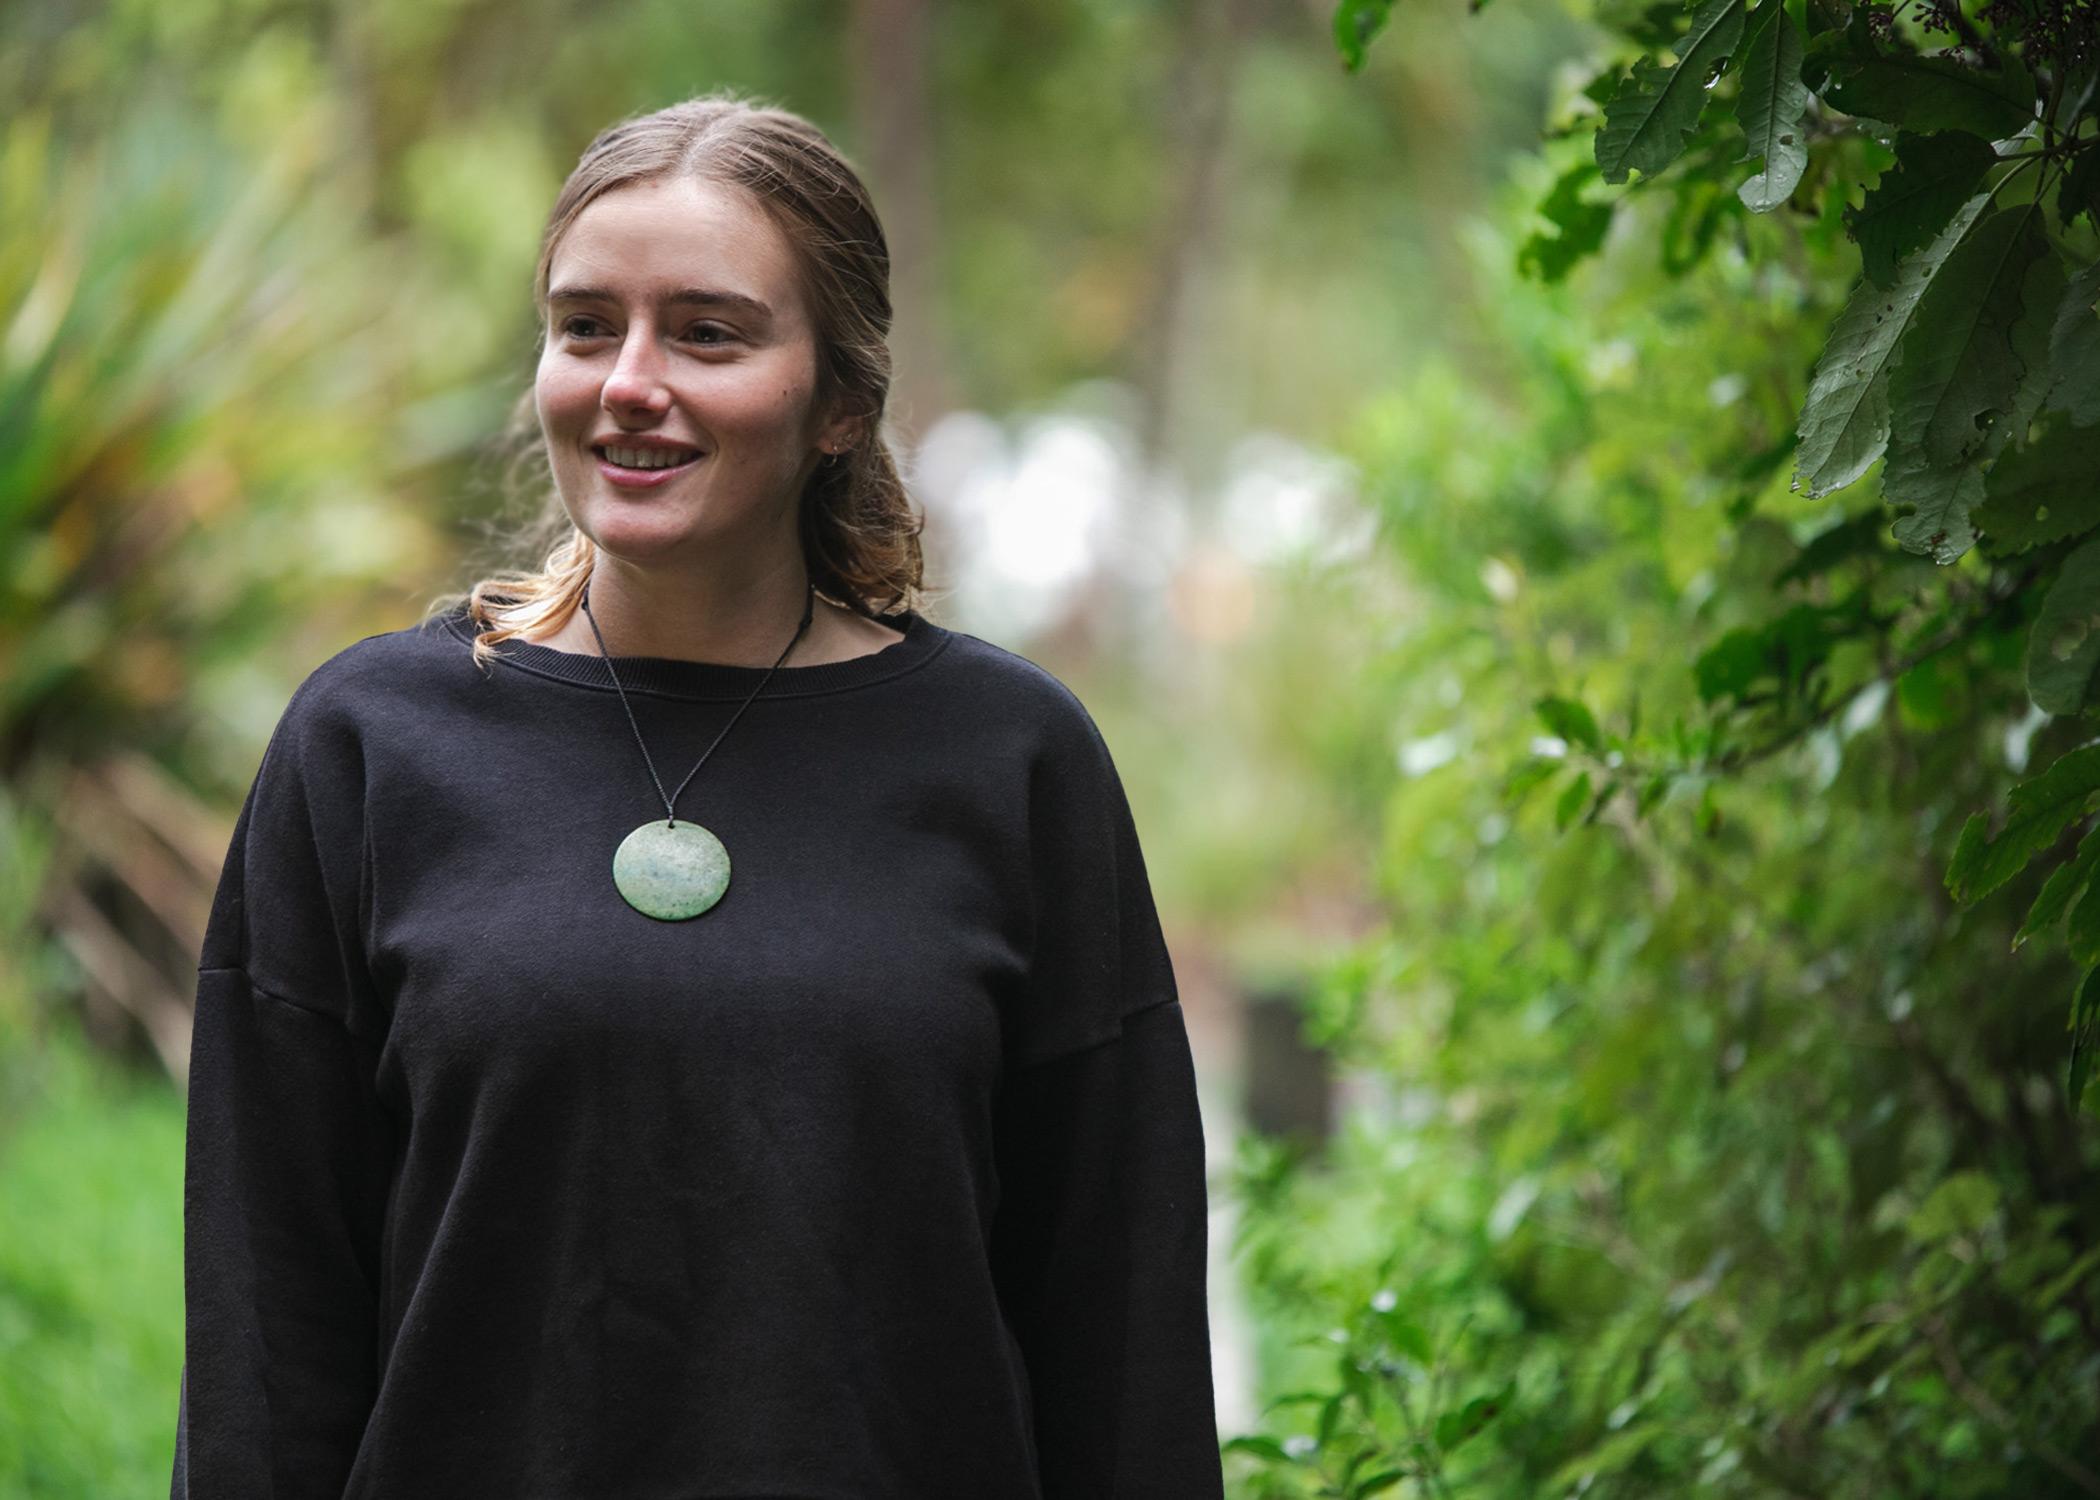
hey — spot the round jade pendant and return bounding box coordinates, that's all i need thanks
[612,818,731,920]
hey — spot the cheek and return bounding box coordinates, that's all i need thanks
[705,380,819,449]
[534,360,597,435]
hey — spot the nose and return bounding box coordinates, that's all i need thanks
[600,326,671,418]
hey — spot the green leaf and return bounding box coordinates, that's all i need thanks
[1339,1349,1375,1406]
[1906,1170,2000,1241]
[1596,0,1749,184]
[2027,537,2100,716]
[1550,1423,1665,1487]
[1886,211,2058,561]
[1333,0,1398,72]
[1888,206,2048,469]
[1222,1433,1295,1462]
[1896,651,1962,730]
[1698,780,1723,836]
[1801,14,1870,91]
[1735,432,1799,483]
[1850,131,1997,287]
[1505,755,1565,805]
[1840,1322,1899,1369]
[2046,260,2100,428]
[1317,1390,1345,1446]
[2016,822,2100,950]
[1946,744,2100,903]
[1622,0,1708,52]
[1520,161,1615,283]
[1659,168,1736,276]
[1776,600,1855,672]
[1826,51,2037,138]
[1556,771,1593,831]
[1377,1307,1435,1363]
[1734,0,1809,211]
[1264,1390,1335,1412]
[2071,969,2100,1111]
[2035,1243,2100,1309]
[1883,450,1986,562]
[2069,874,2100,968]
[1695,602,1851,700]
[1433,1380,1515,1452]
[1355,1472,1408,1497]
[1776,509,1888,584]
[1975,423,2100,555]
[2003,254,2068,427]
[2062,146,2100,228]
[1696,627,1767,701]
[1795,192,1990,497]
[1536,694,1603,751]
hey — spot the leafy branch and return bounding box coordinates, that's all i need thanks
[1343,0,2099,1097]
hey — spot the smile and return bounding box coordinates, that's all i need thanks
[593,445,706,488]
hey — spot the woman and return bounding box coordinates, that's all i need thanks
[170,91,1224,1498]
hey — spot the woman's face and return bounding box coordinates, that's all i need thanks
[534,175,846,566]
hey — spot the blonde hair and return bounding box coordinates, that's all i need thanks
[431,89,927,668]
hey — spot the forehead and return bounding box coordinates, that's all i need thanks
[546,176,801,322]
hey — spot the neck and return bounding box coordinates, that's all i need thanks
[575,554,815,667]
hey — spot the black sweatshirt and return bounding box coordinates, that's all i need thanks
[169,600,1224,1500]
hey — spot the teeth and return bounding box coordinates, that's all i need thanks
[602,445,700,470]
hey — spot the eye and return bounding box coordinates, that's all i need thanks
[558,315,606,340]
[684,322,736,346]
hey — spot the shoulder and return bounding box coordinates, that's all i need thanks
[269,606,471,753]
[920,626,1135,824]
[927,625,1112,763]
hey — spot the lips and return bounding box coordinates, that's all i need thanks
[592,445,707,489]
[595,441,702,465]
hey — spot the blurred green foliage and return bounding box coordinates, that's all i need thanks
[0,94,432,763]
[0,1017,184,1492]
[1215,2,2099,1489]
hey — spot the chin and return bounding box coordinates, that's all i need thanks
[593,499,765,560]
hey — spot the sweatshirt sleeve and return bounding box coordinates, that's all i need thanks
[989,693,1225,1498]
[171,668,396,1500]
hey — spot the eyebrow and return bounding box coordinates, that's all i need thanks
[546,284,774,319]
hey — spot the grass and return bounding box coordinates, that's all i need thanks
[0,1012,184,1496]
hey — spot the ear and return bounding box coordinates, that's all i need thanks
[817,410,865,457]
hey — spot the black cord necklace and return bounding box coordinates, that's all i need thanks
[580,580,816,920]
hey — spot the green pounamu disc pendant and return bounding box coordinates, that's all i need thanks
[613,818,731,921]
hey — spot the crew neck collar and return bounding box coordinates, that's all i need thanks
[442,601,950,700]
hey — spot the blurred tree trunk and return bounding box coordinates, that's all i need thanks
[1071,0,1261,661]
[849,0,956,446]
[1131,0,1261,485]
[329,0,382,224]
